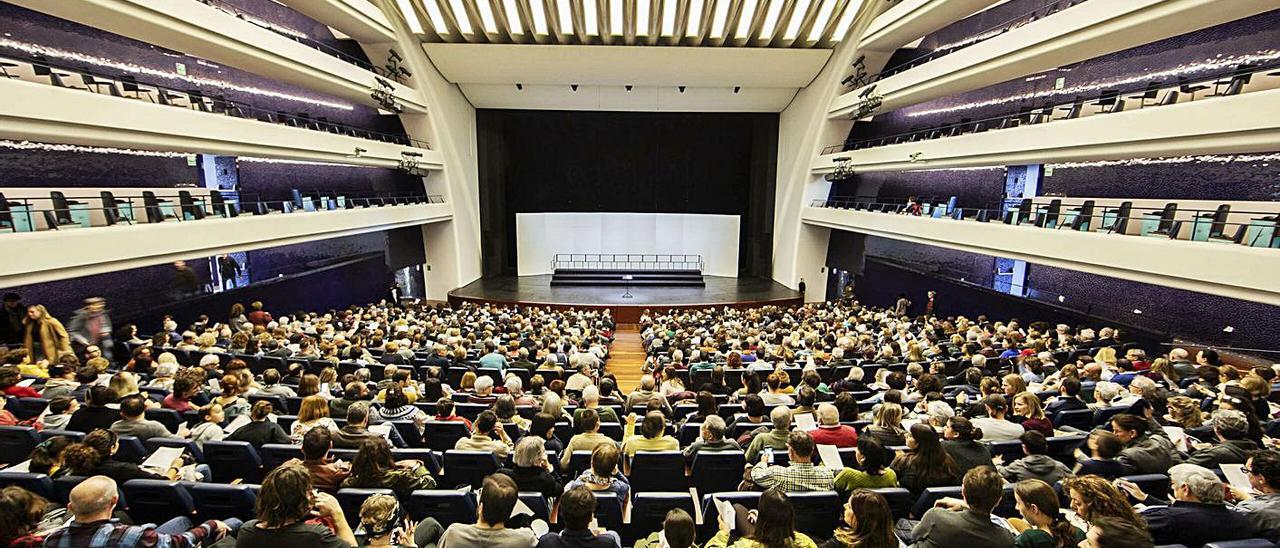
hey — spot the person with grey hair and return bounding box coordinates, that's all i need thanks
[1186,409,1258,468]
[809,403,858,447]
[1118,463,1256,546]
[43,475,233,545]
[682,414,741,460]
[504,375,535,406]
[625,375,671,414]
[511,346,536,370]
[573,385,619,426]
[497,436,562,501]
[745,406,793,462]
[468,375,498,404]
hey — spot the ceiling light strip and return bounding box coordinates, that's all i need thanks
[805,0,836,42]
[394,0,426,33]
[782,0,810,39]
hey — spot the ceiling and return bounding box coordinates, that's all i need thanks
[392,0,863,47]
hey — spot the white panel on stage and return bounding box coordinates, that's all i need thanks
[516,212,740,276]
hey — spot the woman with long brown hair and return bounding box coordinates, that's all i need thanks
[290,395,337,443]
[706,487,817,548]
[22,304,70,364]
[237,463,357,548]
[341,438,435,499]
[823,489,897,548]
[1011,479,1084,547]
[891,423,960,496]
[1061,475,1146,532]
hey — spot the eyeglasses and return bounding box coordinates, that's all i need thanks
[1242,467,1255,474]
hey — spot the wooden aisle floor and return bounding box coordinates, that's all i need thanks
[608,326,645,393]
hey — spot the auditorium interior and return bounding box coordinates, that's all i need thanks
[0,0,1278,546]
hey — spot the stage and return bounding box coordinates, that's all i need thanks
[448,275,803,322]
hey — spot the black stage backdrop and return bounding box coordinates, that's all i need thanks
[476,109,778,277]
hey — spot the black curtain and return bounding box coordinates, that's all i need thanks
[476,109,778,277]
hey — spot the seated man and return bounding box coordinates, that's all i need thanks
[110,395,180,442]
[455,410,514,459]
[744,406,793,463]
[332,401,406,449]
[468,376,499,405]
[909,466,1015,548]
[682,415,740,461]
[808,403,858,447]
[1118,463,1255,547]
[1185,409,1257,468]
[434,397,474,430]
[295,426,351,491]
[535,486,620,548]
[437,473,535,548]
[748,430,834,492]
[561,409,616,470]
[44,475,234,546]
[1072,430,1126,479]
[1044,377,1088,417]
[573,386,619,427]
[996,431,1071,485]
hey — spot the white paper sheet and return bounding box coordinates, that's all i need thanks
[794,413,817,432]
[510,498,534,519]
[713,497,736,532]
[816,444,843,469]
[1163,426,1189,452]
[140,446,184,474]
[16,379,35,388]
[225,414,252,434]
[369,423,393,439]
[6,460,31,473]
[1222,463,1254,493]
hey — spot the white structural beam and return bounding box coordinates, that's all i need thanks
[277,0,399,43]
[858,0,1001,53]
[814,88,1280,173]
[0,77,442,169]
[0,203,453,286]
[7,0,428,113]
[832,0,1275,117]
[803,206,1280,306]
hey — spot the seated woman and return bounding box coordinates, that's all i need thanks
[186,403,226,449]
[823,489,898,548]
[60,429,184,483]
[834,438,898,492]
[373,386,429,436]
[340,438,436,499]
[227,401,291,448]
[212,374,250,420]
[1008,479,1084,548]
[27,436,73,477]
[861,402,907,448]
[891,423,960,497]
[564,443,630,503]
[291,395,339,443]
[236,463,357,548]
[1013,392,1054,438]
[621,412,679,458]
[706,488,817,548]
[497,436,562,501]
[493,395,530,434]
[0,485,61,546]
[357,494,438,548]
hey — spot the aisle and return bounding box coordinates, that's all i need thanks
[607,326,645,393]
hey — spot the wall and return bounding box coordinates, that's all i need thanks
[476,109,778,276]
[515,213,741,276]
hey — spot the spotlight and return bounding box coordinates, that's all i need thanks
[625,85,633,92]
[1132,309,1143,315]
[571,84,578,91]
[1223,326,1235,333]
[516,83,523,90]
[678,86,686,93]
[374,76,395,90]
[851,54,864,69]
[908,152,924,163]
[857,84,876,99]
[733,86,740,94]
[398,66,413,78]
[388,48,403,62]
[347,147,367,158]
[841,74,855,86]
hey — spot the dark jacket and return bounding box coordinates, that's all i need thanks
[1074,458,1125,479]
[1117,434,1176,475]
[226,420,292,448]
[1144,499,1255,547]
[67,405,121,434]
[944,440,994,475]
[498,465,562,501]
[1044,396,1088,418]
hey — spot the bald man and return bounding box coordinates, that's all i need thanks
[43,475,234,547]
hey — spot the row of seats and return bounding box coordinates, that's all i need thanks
[828,60,1279,153]
[812,197,1280,248]
[0,189,441,232]
[0,54,426,147]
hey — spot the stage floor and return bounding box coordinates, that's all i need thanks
[449,274,800,308]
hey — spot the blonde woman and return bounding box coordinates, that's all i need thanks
[1166,396,1205,429]
[1013,392,1053,438]
[290,395,338,442]
[862,402,907,447]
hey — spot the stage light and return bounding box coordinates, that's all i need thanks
[1057,295,1065,302]
[852,54,864,68]
[1132,309,1143,315]
[388,48,403,62]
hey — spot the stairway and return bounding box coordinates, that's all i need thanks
[550,268,705,287]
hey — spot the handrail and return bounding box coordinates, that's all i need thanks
[824,58,1280,155]
[808,199,1279,248]
[551,253,705,271]
[868,0,1091,83]
[1,52,430,149]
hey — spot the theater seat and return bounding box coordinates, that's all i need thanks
[259,444,304,472]
[592,492,624,532]
[121,479,195,526]
[0,425,40,465]
[912,486,963,519]
[518,492,551,522]
[0,472,55,499]
[629,451,686,493]
[423,421,470,452]
[192,483,258,522]
[1053,409,1095,431]
[114,436,148,464]
[1121,474,1170,504]
[691,451,746,497]
[145,437,204,463]
[632,493,696,526]
[566,450,594,479]
[337,488,394,529]
[408,489,477,527]
[202,441,263,483]
[790,491,843,536]
[1204,541,1276,548]
[442,450,500,489]
[870,488,913,519]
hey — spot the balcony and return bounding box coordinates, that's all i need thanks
[802,204,1280,305]
[0,76,442,169]
[832,0,1275,117]
[275,0,398,43]
[6,0,427,113]
[814,82,1280,173]
[0,192,451,286]
[858,0,1006,54]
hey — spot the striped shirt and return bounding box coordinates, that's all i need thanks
[42,518,219,548]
